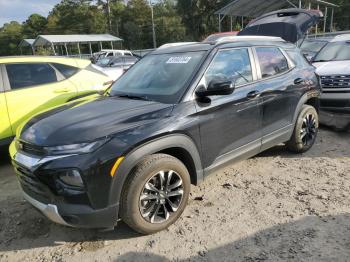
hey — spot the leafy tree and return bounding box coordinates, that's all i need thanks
[119,0,153,49]
[176,0,232,41]
[0,21,23,55]
[22,14,47,38]
[153,0,186,46]
[45,0,107,34]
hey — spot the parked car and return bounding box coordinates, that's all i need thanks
[313,34,350,130]
[10,9,321,234]
[91,49,133,64]
[300,37,331,61]
[0,56,111,146]
[204,31,239,42]
[93,56,139,81]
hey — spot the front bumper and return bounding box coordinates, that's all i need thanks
[22,190,72,227]
[10,141,120,229]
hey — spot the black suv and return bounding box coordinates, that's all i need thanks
[10,9,322,234]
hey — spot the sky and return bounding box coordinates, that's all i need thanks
[0,0,61,26]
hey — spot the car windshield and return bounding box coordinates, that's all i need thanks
[300,40,328,53]
[109,51,205,104]
[313,41,350,62]
[96,57,111,66]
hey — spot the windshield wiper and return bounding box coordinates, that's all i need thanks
[313,59,330,62]
[116,94,152,101]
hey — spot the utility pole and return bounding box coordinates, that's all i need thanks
[150,0,157,48]
[106,0,112,33]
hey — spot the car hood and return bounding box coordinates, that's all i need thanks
[314,60,350,76]
[20,96,174,146]
[238,8,323,44]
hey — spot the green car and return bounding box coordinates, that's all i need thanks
[0,56,111,146]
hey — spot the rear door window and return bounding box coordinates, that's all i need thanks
[255,47,289,78]
[6,63,58,90]
[204,48,253,86]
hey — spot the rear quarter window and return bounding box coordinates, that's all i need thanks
[286,49,311,67]
[51,63,79,78]
[256,47,289,78]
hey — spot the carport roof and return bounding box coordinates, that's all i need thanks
[215,0,339,17]
[19,39,35,47]
[33,34,123,46]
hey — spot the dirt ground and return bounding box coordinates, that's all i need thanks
[0,127,349,262]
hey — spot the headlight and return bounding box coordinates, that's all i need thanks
[44,138,109,155]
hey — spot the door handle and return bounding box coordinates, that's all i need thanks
[246,90,260,99]
[294,78,304,85]
[54,88,70,93]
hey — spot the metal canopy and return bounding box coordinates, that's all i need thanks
[33,34,122,46]
[215,0,339,17]
[18,39,35,47]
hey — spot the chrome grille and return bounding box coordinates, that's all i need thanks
[320,75,350,89]
[18,140,46,156]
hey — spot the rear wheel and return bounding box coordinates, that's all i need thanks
[286,105,319,153]
[121,154,190,234]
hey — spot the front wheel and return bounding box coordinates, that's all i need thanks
[120,154,191,234]
[286,105,319,153]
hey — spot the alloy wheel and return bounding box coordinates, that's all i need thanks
[139,170,184,224]
[300,113,317,146]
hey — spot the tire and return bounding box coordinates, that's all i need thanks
[120,153,191,234]
[286,105,319,153]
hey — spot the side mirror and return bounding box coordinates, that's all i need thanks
[195,79,235,98]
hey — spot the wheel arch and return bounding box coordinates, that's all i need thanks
[292,91,320,126]
[108,134,203,212]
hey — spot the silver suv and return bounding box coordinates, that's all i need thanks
[313,34,350,130]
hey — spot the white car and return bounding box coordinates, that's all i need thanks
[313,34,350,130]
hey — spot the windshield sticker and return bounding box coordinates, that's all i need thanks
[166,57,192,64]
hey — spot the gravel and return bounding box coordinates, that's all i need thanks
[0,127,349,262]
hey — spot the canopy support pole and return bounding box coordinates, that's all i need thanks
[20,47,22,55]
[51,43,56,55]
[77,43,81,58]
[89,43,93,56]
[64,43,68,56]
[323,7,328,33]
[299,0,302,8]
[230,16,233,31]
[218,14,221,32]
[111,41,114,49]
[315,4,320,37]
[241,16,244,29]
[100,41,103,50]
[330,8,334,32]
[32,46,35,55]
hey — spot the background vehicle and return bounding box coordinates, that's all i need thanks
[204,31,239,41]
[0,56,111,145]
[300,37,331,61]
[91,49,133,64]
[93,56,139,81]
[313,34,350,130]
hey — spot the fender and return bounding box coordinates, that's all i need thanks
[108,134,203,209]
[292,90,320,126]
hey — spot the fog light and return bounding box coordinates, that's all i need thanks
[59,170,84,187]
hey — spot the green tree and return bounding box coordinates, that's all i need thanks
[119,0,153,49]
[176,0,232,41]
[46,0,107,34]
[0,21,23,56]
[22,14,47,38]
[153,0,186,46]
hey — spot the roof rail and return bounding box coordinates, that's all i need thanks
[215,35,285,43]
